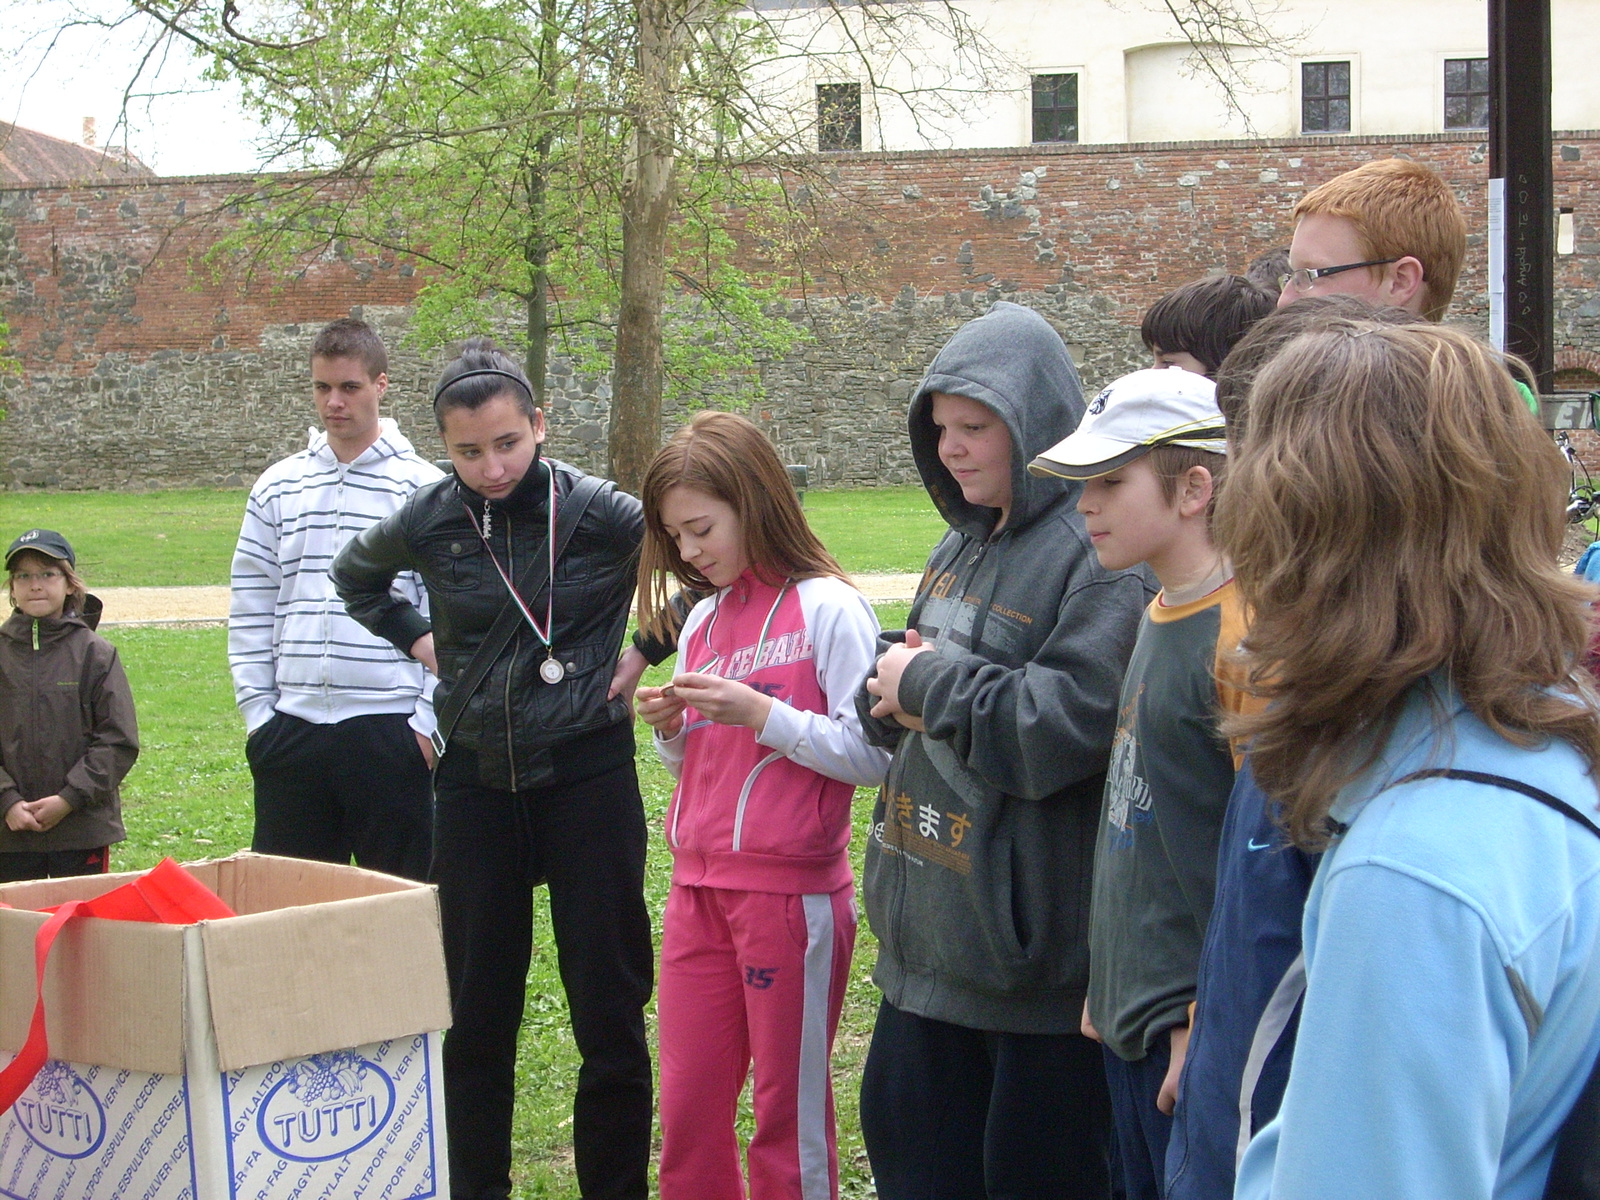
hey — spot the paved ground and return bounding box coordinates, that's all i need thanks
[97,586,234,626]
[95,573,925,626]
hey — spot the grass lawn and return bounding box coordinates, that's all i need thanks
[0,485,942,586]
[802,487,945,576]
[103,606,911,1198]
[0,489,249,588]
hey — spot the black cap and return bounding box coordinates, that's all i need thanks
[6,529,75,570]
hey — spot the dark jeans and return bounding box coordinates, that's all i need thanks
[432,749,653,1200]
[860,998,1114,1200]
[0,845,109,882]
[246,710,433,881]
[1103,1038,1174,1200]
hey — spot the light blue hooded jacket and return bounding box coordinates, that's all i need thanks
[1235,678,1600,1200]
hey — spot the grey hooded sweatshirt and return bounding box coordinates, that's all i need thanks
[857,302,1155,1034]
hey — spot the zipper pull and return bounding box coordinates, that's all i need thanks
[483,498,493,539]
[32,619,39,651]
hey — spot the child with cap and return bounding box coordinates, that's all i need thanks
[0,530,139,881]
[1030,369,1260,1200]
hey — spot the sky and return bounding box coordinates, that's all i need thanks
[2,1,271,177]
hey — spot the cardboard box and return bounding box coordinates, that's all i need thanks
[0,854,453,1200]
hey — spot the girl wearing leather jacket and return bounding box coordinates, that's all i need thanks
[331,341,667,1200]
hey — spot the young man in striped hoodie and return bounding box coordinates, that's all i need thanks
[228,317,443,880]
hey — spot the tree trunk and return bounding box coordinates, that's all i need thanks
[610,0,680,495]
[525,0,559,409]
[525,137,552,408]
[526,269,548,409]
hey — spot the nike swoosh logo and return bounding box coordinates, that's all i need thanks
[1247,838,1272,851]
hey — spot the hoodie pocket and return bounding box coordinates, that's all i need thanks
[988,835,1031,961]
[873,819,1038,992]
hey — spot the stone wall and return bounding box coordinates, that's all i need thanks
[1,131,1597,490]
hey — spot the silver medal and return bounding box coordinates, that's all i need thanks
[540,656,566,685]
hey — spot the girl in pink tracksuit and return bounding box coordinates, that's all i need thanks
[637,411,890,1200]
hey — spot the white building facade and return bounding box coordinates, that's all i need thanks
[756,1,1600,153]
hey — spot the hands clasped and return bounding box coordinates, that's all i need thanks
[866,629,934,732]
[5,794,72,834]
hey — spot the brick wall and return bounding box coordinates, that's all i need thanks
[1,131,1596,489]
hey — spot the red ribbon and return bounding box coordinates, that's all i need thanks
[0,858,234,1114]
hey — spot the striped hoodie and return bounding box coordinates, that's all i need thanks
[229,420,443,734]
[655,572,889,895]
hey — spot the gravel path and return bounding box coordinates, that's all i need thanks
[96,586,234,626]
[95,574,925,626]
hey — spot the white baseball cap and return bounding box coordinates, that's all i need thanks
[1029,367,1226,481]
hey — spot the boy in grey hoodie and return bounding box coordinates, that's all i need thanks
[857,302,1155,1198]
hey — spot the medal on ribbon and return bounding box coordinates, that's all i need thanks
[465,464,566,683]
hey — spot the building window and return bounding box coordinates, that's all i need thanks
[1444,57,1489,129]
[1032,74,1079,143]
[1301,61,1351,133]
[817,84,861,152]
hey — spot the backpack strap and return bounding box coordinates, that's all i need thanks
[1395,768,1600,840]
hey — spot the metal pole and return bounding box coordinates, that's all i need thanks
[1488,0,1555,391]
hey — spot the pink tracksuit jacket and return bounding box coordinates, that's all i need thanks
[656,571,890,892]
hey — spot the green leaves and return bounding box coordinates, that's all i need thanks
[184,0,811,416]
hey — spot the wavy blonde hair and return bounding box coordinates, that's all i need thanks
[1215,322,1600,847]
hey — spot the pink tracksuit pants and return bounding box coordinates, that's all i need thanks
[657,883,857,1200]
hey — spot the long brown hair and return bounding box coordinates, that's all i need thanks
[1213,295,1422,438]
[1215,323,1600,847]
[637,411,847,640]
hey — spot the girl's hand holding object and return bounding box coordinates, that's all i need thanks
[667,672,774,733]
[636,685,688,739]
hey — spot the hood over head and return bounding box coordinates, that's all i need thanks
[909,302,1086,538]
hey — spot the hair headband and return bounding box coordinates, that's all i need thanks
[432,366,535,405]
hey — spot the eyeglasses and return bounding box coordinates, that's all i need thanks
[11,570,64,584]
[1278,258,1402,293]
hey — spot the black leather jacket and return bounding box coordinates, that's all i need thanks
[332,456,669,791]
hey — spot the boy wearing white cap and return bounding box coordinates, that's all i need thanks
[1030,368,1260,1200]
